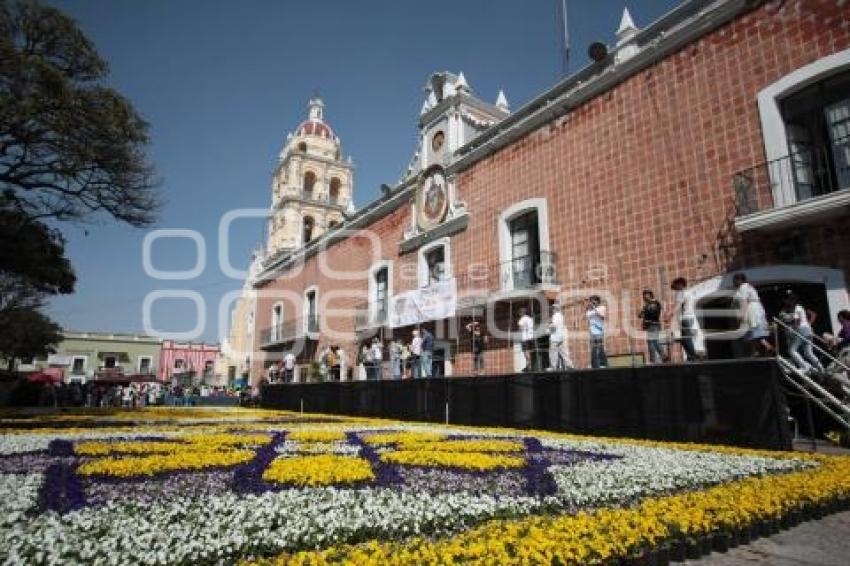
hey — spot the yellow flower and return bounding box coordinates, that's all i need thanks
[381,449,525,471]
[287,430,346,443]
[263,455,374,486]
[78,449,254,477]
[409,439,524,453]
[363,431,445,447]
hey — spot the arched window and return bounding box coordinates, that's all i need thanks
[297,142,307,152]
[302,216,315,244]
[329,177,341,204]
[303,171,316,196]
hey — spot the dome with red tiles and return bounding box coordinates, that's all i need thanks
[296,119,335,139]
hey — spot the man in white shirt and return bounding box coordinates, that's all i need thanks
[517,308,536,371]
[283,352,296,383]
[410,330,422,379]
[585,296,608,368]
[548,302,573,371]
[369,337,383,380]
[669,277,698,361]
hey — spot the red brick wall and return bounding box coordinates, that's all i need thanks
[254,0,850,378]
[452,0,850,369]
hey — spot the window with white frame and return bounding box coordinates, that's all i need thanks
[497,198,552,291]
[368,262,392,324]
[304,288,318,333]
[138,356,153,374]
[271,303,283,341]
[71,356,86,375]
[418,238,451,288]
[758,48,850,207]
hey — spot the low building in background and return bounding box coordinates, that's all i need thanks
[159,340,222,387]
[21,331,161,384]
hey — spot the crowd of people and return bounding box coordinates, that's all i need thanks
[34,381,245,408]
[262,271,850,382]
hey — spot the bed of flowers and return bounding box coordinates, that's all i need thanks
[1,407,849,565]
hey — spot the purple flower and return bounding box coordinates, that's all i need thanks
[346,432,404,487]
[231,432,285,494]
[47,440,74,457]
[37,462,86,514]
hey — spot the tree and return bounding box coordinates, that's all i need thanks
[0,208,75,313]
[0,0,160,227]
[0,306,62,371]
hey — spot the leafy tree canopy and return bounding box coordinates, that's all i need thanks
[0,306,62,370]
[0,0,160,227]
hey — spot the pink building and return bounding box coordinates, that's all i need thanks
[158,340,220,385]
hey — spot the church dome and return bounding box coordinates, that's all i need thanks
[295,97,337,140]
[296,119,335,139]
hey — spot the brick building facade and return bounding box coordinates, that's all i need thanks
[249,0,850,383]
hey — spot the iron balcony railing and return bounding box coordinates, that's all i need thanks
[734,136,849,216]
[260,320,297,347]
[499,250,558,290]
[353,301,389,330]
[453,250,559,296]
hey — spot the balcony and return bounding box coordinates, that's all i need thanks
[452,251,559,305]
[353,301,389,331]
[499,251,558,292]
[734,138,850,233]
[260,320,297,348]
[260,316,320,348]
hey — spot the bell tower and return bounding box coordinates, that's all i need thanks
[267,97,355,258]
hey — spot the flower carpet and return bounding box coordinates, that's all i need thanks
[1,407,849,565]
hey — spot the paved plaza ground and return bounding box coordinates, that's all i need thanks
[692,510,850,566]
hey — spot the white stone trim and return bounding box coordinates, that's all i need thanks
[497,197,551,291]
[367,260,393,322]
[70,355,87,376]
[757,48,850,207]
[136,356,153,373]
[303,285,319,334]
[689,265,850,334]
[418,237,452,288]
[270,301,284,341]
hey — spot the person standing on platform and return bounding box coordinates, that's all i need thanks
[669,278,699,361]
[410,330,422,379]
[548,302,573,371]
[327,346,340,381]
[638,290,666,364]
[466,320,487,375]
[389,339,402,380]
[778,294,824,373]
[421,328,434,378]
[369,337,384,380]
[400,342,411,378]
[283,352,296,382]
[518,308,536,372]
[585,296,608,368]
[733,273,774,357]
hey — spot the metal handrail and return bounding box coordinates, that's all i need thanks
[772,316,850,375]
[777,358,850,431]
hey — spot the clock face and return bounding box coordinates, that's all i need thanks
[416,169,448,231]
[431,131,445,152]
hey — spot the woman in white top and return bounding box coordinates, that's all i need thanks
[732,273,774,357]
[779,294,824,373]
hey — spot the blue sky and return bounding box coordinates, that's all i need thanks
[46,0,682,342]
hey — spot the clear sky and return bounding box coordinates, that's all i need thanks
[46,0,682,342]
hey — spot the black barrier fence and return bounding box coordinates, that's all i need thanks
[262,359,792,450]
